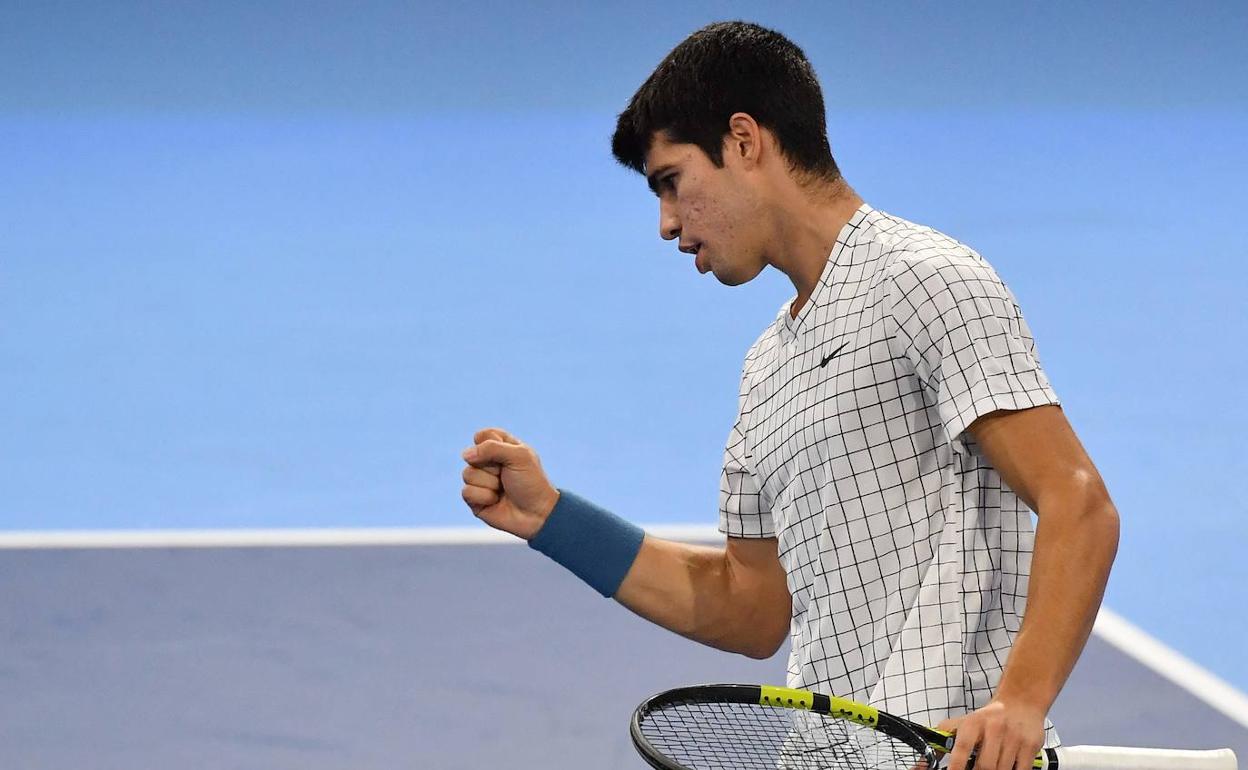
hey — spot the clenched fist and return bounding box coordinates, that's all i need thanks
[460,427,560,541]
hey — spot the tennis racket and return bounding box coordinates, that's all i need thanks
[631,684,1240,770]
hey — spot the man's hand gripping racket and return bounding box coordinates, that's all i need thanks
[631,684,1238,770]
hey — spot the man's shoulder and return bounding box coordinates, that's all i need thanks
[866,209,990,287]
[858,213,1015,320]
[867,211,1027,335]
[733,303,798,395]
[740,321,781,379]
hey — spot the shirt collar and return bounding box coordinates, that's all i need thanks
[780,203,875,342]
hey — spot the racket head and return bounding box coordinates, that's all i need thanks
[631,683,939,770]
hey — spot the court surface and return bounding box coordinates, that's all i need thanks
[2,533,1245,769]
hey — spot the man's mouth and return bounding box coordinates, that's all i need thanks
[695,247,709,274]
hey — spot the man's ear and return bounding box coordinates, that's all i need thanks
[725,112,764,169]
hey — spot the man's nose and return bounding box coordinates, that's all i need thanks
[659,199,680,241]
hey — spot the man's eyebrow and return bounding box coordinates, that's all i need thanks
[645,164,676,195]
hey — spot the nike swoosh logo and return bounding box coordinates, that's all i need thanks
[820,342,850,368]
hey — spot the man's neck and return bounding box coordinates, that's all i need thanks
[777,183,865,320]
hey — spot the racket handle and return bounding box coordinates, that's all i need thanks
[1044,746,1238,770]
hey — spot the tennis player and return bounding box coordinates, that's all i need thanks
[460,21,1119,770]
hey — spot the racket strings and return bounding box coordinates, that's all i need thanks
[638,699,931,770]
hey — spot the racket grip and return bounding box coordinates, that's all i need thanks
[1045,746,1238,770]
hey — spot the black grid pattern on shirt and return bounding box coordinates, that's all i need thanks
[717,206,1062,746]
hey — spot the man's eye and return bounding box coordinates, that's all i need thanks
[663,175,678,192]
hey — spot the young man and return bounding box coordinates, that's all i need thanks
[460,21,1119,770]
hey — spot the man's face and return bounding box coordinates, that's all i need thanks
[643,131,768,286]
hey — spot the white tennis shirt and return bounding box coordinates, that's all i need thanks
[719,204,1063,745]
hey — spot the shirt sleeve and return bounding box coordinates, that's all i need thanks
[718,363,774,538]
[885,252,1061,451]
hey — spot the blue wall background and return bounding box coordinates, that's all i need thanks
[3,1,1245,689]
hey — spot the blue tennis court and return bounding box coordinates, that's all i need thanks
[1,533,1246,767]
[3,2,1246,767]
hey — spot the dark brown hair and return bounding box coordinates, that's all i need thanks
[611,21,840,182]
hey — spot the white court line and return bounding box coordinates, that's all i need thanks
[1092,606,1248,731]
[0,524,724,549]
[3,525,1247,731]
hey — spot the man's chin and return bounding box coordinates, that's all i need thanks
[717,261,765,287]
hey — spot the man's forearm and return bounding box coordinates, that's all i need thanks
[613,535,786,659]
[997,485,1120,711]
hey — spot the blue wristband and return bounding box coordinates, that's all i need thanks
[527,488,645,598]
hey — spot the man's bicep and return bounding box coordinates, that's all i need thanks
[725,536,788,605]
[726,535,781,573]
[725,535,791,656]
[967,405,1111,515]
